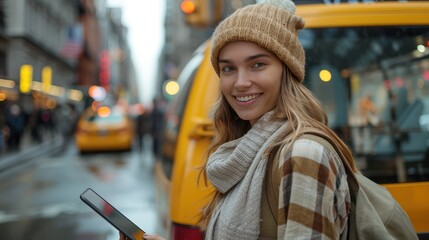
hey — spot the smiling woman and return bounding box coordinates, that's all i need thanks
[152,1,429,239]
[218,41,283,125]
[199,1,360,238]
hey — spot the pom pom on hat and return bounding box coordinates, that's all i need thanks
[211,0,306,82]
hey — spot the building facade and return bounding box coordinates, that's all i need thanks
[0,0,135,109]
[3,0,80,102]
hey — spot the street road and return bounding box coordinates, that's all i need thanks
[0,141,160,240]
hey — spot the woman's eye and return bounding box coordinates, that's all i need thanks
[253,62,265,68]
[221,66,235,73]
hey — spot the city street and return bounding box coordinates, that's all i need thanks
[1,1,429,239]
[0,139,161,240]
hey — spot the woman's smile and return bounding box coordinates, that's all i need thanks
[235,94,262,103]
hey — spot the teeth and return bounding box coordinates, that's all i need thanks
[236,94,260,102]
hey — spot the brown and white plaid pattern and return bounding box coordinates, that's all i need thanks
[278,137,350,239]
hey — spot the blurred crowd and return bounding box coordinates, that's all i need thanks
[0,96,168,157]
[0,100,79,155]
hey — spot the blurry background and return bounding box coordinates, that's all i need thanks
[3,0,427,239]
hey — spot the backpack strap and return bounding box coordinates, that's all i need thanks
[300,129,359,199]
[266,128,359,205]
[266,151,280,224]
[259,151,279,238]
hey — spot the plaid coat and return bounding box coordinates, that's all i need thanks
[276,134,351,239]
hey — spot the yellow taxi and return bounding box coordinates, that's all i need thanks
[155,1,429,239]
[75,105,134,153]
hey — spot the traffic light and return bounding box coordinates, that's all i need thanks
[181,0,196,14]
[20,64,33,93]
[180,0,223,27]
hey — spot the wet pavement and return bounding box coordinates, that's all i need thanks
[0,135,63,172]
[0,136,162,240]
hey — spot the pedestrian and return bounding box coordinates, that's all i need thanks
[135,104,152,152]
[199,0,358,238]
[120,0,357,239]
[5,103,26,151]
[0,105,7,154]
[54,102,79,148]
[150,97,165,156]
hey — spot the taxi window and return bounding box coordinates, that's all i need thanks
[86,111,125,123]
[301,26,429,183]
[87,114,123,123]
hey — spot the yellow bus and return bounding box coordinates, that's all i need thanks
[155,1,429,239]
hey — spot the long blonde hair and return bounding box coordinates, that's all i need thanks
[198,67,358,229]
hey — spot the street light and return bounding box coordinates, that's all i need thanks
[20,64,33,93]
[42,66,52,93]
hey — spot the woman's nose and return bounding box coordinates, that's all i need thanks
[234,70,252,89]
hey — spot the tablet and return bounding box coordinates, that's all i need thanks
[80,188,145,240]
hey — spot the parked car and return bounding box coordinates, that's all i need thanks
[75,106,134,153]
[155,2,429,239]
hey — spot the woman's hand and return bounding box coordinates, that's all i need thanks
[119,232,167,240]
[119,232,128,240]
[143,233,167,240]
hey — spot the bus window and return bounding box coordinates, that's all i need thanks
[301,26,429,183]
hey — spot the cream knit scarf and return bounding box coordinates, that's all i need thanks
[205,112,288,240]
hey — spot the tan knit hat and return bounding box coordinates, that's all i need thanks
[211,0,306,82]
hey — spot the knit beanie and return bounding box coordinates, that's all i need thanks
[211,0,306,82]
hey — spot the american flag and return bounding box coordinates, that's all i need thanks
[60,25,83,59]
[60,40,82,59]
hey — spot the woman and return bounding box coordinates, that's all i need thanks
[121,0,357,239]
[200,0,357,239]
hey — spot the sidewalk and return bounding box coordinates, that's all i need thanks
[0,130,64,172]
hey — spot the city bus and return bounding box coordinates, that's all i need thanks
[155,1,429,239]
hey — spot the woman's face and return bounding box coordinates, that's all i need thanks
[218,41,283,125]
